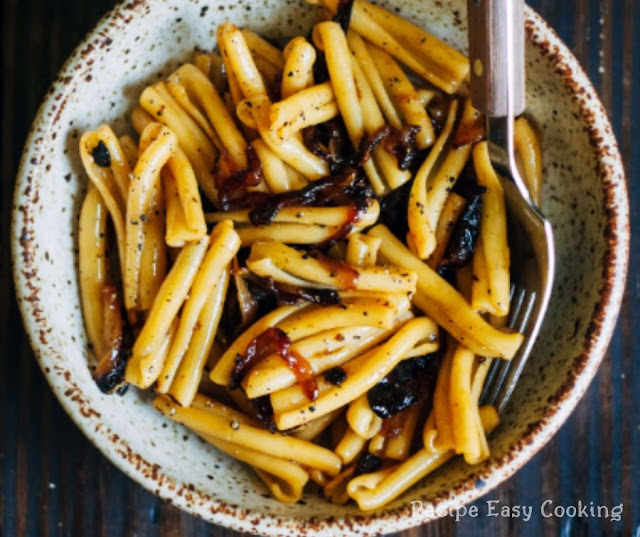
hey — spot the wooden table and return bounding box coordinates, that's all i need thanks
[1,1,638,535]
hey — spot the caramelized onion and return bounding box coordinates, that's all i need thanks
[92,285,130,394]
[230,327,319,400]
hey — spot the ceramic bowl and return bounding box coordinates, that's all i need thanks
[11,0,629,535]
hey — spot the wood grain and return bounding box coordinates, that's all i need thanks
[1,0,638,536]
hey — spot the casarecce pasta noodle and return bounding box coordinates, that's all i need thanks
[76,0,544,510]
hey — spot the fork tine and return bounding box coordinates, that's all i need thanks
[493,291,538,410]
[480,286,537,408]
[480,286,526,404]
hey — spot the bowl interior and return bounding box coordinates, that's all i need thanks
[13,0,624,534]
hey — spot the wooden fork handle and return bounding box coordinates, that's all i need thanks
[467,0,526,116]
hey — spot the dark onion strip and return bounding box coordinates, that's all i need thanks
[452,112,485,148]
[308,250,359,290]
[367,354,437,419]
[358,125,421,171]
[438,194,483,271]
[230,327,319,401]
[91,140,111,167]
[217,145,264,211]
[92,285,129,394]
[380,407,411,439]
[251,394,277,432]
[246,167,373,225]
[324,366,347,386]
[354,453,382,477]
[244,273,341,306]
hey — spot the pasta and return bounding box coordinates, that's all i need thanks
[77,1,544,510]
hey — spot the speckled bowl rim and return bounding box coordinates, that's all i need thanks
[11,1,629,535]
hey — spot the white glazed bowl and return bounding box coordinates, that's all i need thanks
[12,0,629,535]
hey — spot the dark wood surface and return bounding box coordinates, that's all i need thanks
[1,0,638,536]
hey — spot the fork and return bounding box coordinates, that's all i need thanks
[466,0,556,411]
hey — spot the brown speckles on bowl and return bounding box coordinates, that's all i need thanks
[10,0,629,536]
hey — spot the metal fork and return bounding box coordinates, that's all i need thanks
[467,0,556,412]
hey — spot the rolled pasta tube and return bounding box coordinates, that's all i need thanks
[431,342,455,450]
[247,239,417,293]
[347,7,455,93]
[166,268,230,405]
[243,326,388,398]
[218,23,267,99]
[143,122,206,238]
[154,396,342,476]
[427,192,466,269]
[347,394,383,439]
[416,88,439,107]
[140,83,218,203]
[79,127,131,284]
[191,393,259,425]
[335,427,367,465]
[164,170,203,247]
[78,186,108,356]
[253,468,307,505]
[234,204,380,246]
[348,53,411,190]
[346,233,381,267]
[349,446,451,511]
[270,350,376,415]
[365,43,434,148]
[357,0,469,91]
[166,73,221,151]
[207,202,379,227]
[137,183,167,311]
[251,139,307,193]
[253,55,281,96]
[118,135,138,168]
[324,465,356,505]
[471,239,495,314]
[125,124,176,310]
[383,405,422,461]
[275,318,437,430]
[424,145,472,233]
[269,82,335,129]
[369,224,523,359]
[292,408,343,441]
[514,117,543,206]
[474,141,510,317]
[159,222,240,392]
[198,431,309,504]
[131,106,155,135]
[210,303,307,385]
[125,317,177,388]
[349,408,499,511]
[407,99,458,259]
[275,298,400,341]
[281,37,316,98]
[347,31,402,129]
[240,28,285,70]
[246,94,329,179]
[167,64,248,170]
[275,100,339,138]
[368,433,386,455]
[193,51,227,94]
[313,22,364,148]
[308,469,328,487]
[237,223,340,247]
[449,345,481,462]
[133,236,210,357]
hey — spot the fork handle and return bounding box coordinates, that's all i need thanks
[467,0,525,116]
